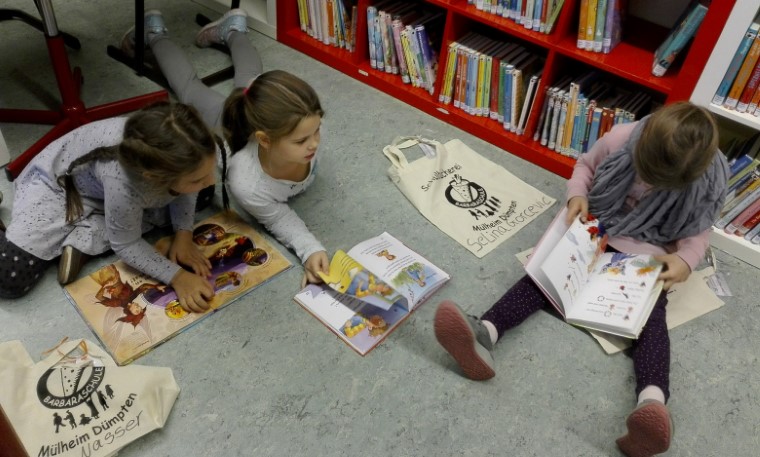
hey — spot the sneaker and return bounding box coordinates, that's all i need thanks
[433,300,495,380]
[120,9,168,58]
[195,8,248,48]
[616,400,673,457]
[58,246,90,285]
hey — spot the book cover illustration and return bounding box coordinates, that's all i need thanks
[295,232,450,355]
[64,211,292,365]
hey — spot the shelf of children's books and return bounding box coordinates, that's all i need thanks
[445,3,563,48]
[710,227,760,269]
[278,27,357,67]
[707,104,760,131]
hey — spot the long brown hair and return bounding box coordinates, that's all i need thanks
[633,101,719,190]
[57,102,218,223]
[221,70,324,154]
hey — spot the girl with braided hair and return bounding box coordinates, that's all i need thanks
[0,102,218,313]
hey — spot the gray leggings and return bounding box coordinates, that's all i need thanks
[150,31,263,130]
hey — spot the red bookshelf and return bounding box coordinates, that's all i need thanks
[277,0,734,179]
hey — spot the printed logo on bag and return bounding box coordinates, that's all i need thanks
[444,174,496,214]
[34,363,144,456]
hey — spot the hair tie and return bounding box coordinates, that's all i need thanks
[243,75,259,96]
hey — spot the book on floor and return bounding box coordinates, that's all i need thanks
[64,211,292,365]
[294,232,450,355]
[525,208,664,338]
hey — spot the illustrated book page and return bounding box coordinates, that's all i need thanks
[294,232,450,355]
[526,208,663,338]
[64,211,292,365]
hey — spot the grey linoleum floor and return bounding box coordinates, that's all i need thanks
[1,1,758,456]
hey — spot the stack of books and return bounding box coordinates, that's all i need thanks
[651,0,709,77]
[711,19,760,115]
[437,32,544,136]
[576,0,626,54]
[467,0,566,35]
[366,2,444,95]
[297,0,358,52]
[716,134,760,243]
[533,71,652,158]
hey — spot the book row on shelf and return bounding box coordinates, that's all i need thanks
[468,0,566,35]
[712,18,760,116]
[575,0,624,54]
[296,0,357,51]
[533,73,651,158]
[438,32,543,135]
[366,3,444,94]
[292,1,718,164]
[717,133,760,244]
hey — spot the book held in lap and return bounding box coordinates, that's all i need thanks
[64,211,292,365]
[526,208,664,338]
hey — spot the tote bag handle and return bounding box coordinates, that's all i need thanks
[383,136,446,170]
[36,338,116,371]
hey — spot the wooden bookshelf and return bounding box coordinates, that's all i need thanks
[691,0,760,269]
[277,0,734,179]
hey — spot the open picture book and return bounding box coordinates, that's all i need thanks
[525,208,664,338]
[64,211,292,365]
[294,232,450,355]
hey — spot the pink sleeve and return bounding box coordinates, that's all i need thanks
[674,229,711,272]
[566,122,638,202]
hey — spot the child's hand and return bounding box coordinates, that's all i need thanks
[169,230,212,278]
[171,269,215,313]
[654,253,690,290]
[566,196,589,224]
[302,250,329,288]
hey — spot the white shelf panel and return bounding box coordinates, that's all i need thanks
[708,103,760,130]
[710,227,760,268]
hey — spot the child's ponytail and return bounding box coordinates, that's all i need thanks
[222,88,255,154]
[216,135,230,210]
[57,146,118,223]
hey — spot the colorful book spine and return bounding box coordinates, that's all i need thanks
[743,214,760,241]
[713,22,760,106]
[547,89,564,149]
[577,0,590,49]
[730,155,754,177]
[716,186,760,230]
[602,0,623,53]
[545,0,565,34]
[651,1,708,77]
[592,0,608,52]
[725,197,760,234]
[726,32,760,110]
[735,206,760,236]
[585,0,598,51]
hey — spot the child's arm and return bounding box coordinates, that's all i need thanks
[231,185,327,271]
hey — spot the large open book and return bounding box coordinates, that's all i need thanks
[64,211,292,365]
[294,232,450,355]
[525,208,664,338]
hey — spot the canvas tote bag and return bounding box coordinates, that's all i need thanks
[0,338,180,457]
[384,136,556,257]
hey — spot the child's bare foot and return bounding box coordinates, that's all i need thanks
[616,400,673,457]
[433,300,495,380]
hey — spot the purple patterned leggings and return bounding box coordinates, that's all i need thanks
[481,274,670,401]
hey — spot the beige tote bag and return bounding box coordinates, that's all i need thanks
[384,136,556,257]
[0,338,180,457]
